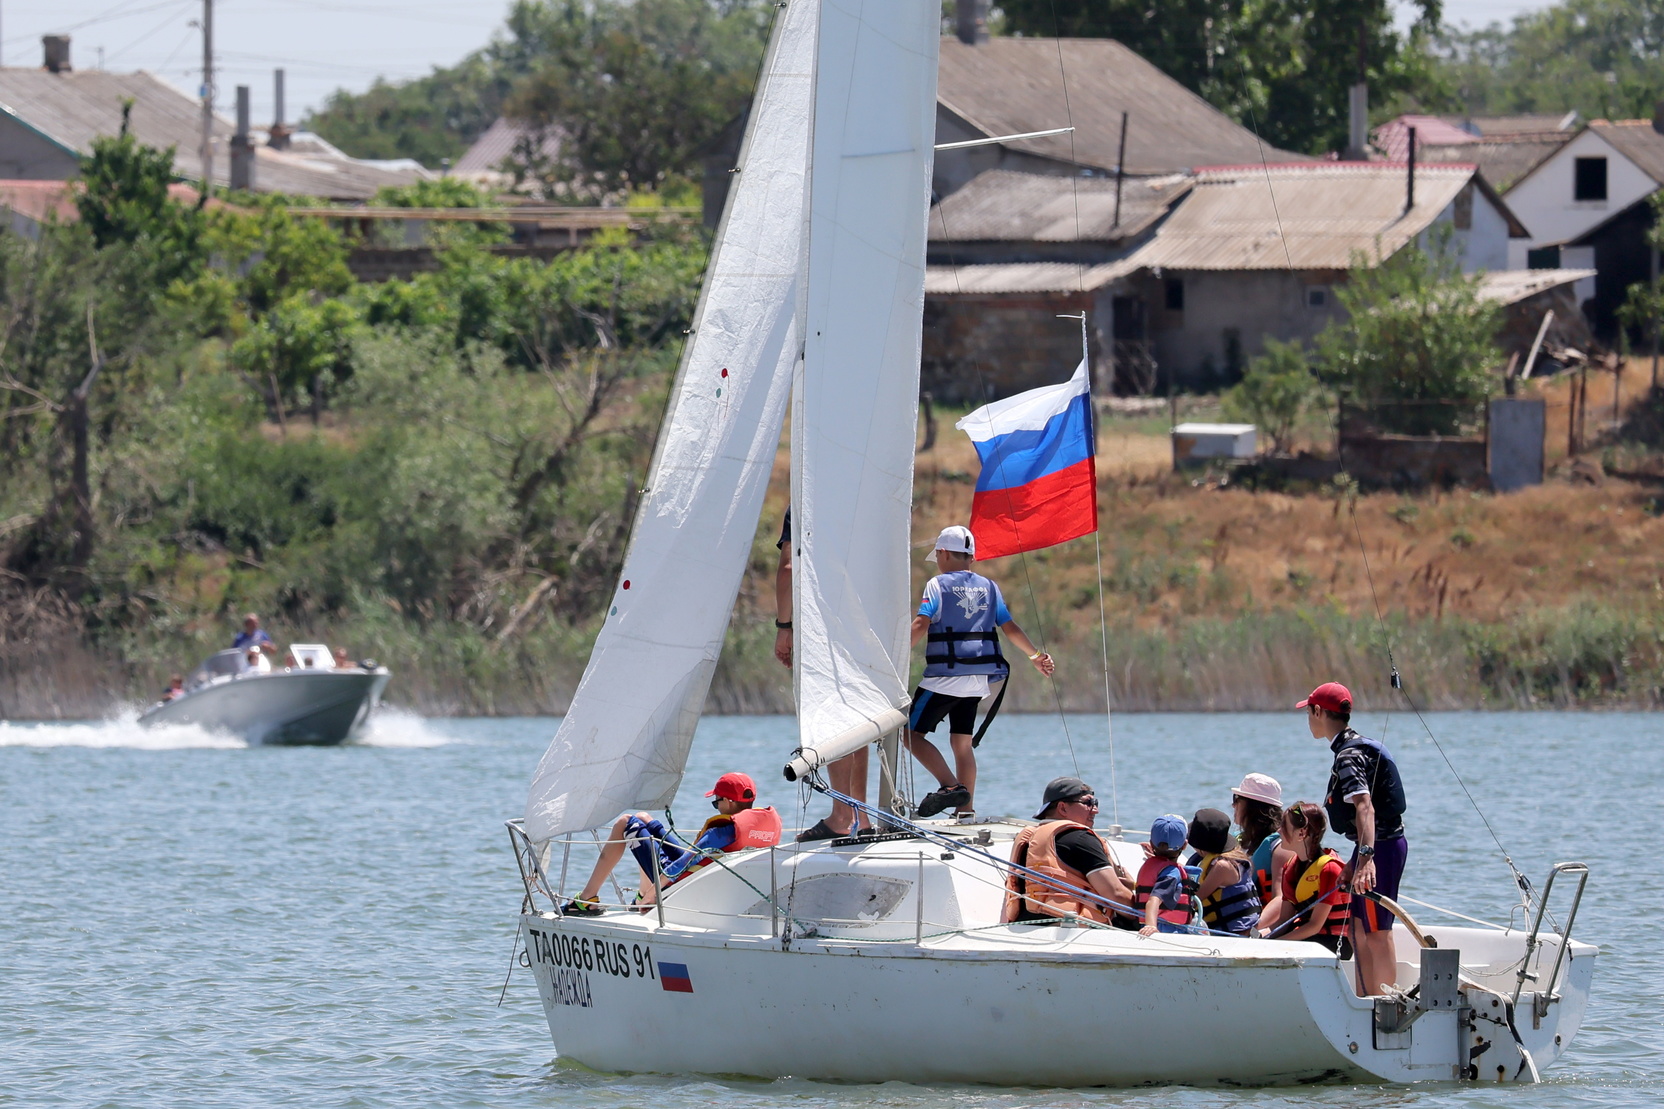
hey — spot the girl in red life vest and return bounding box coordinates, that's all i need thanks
[1255,801,1351,956]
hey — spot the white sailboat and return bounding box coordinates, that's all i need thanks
[507,0,1596,1085]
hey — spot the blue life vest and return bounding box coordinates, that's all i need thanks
[922,571,1010,680]
[1325,730,1407,839]
[1250,832,1281,903]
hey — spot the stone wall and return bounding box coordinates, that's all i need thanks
[921,290,1114,404]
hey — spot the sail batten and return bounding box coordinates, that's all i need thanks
[791,1,940,754]
[523,1,817,841]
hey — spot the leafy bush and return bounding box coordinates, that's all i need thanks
[1221,338,1322,453]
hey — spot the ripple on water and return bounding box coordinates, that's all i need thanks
[1,711,1658,1108]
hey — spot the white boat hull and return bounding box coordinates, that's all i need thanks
[517,831,1595,1086]
[138,669,390,745]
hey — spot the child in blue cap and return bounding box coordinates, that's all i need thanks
[1137,814,1202,936]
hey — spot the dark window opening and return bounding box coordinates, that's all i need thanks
[1574,157,1608,201]
[1164,278,1185,312]
[1453,184,1473,230]
[1526,245,1561,269]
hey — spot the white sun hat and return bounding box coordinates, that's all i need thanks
[924,525,976,563]
[1231,772,1283,807]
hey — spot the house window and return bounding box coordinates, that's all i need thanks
[1306,286,1329,309]
[1164,278,1185,312]
[1453,184,1473,230]
[1573,157,1608,201]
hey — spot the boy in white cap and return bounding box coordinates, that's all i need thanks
[906,525,1054,820]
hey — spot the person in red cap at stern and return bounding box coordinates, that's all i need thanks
[562,772,782,916]
[1299,681,1409,998]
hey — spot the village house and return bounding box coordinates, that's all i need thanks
[0,36,425,201]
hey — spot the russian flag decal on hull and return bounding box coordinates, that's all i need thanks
[659,962,694,993]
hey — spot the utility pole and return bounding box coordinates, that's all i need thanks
[200,0,214,195]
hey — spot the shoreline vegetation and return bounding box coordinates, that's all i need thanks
[6,129,1664,719]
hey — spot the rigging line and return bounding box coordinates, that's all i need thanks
[1238,105,1530,905]
[928,201,1081,778]
[1045,0,1085,295]
[1349,499,1534,905]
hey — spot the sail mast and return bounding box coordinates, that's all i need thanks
[787,1,941,778]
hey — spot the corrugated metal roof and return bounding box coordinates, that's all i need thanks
[1449,112,1579,136]
[929,169,1189,242]
[1477,268,1596,305]
[1119,163,1509,271]
[0,67,426,199]
[937,38,1307,175]
[1372,115,1478,161]
[925,259,1138,295]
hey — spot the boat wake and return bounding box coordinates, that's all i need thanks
[0,709,244,749]
[350,707,452,748]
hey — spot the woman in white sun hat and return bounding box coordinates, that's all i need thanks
[1231,772,1295,926]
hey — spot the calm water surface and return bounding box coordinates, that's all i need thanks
[2,709,1658,1107]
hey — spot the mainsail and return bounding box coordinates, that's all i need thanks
[788,0,940,772]
[524,1,816,840]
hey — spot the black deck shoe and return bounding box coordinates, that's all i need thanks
[916,785,970,818]
[795,818,848,842]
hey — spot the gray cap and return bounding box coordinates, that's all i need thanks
[1035,776,1093,819]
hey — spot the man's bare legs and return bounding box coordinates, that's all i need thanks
[1353,927,1397,997]
[825,747,869,833]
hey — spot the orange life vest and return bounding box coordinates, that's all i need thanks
[666,807,782,884]
[1135,855,1194,925]
[727,806,783,850]
[1282,850,1350,938]
[1000,820,1113,924]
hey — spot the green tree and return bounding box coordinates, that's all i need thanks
[1222,338,1323,453]
[76,101,206,284]
[1430,0,1664,121]
[304,53,507,167]
[999,0,1442,155]
[1315,232,1502,433]
[503,0,770,198]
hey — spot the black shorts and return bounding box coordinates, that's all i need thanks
[909,687,980,735]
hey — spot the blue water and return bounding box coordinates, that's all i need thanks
[2,709,1658,1106]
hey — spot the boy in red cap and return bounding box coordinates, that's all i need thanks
[1299,681,1409,997]
[563,772,782,915]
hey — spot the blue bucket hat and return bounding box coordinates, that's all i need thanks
[1150,813,1188,851]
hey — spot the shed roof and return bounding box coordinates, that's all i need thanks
[1476,268,1596,305]
[0,67,425,199]
[1444,112,1579,136]
[1118,162,1524,272]
[924,259,1137,295]
[928,169,1190,242]
[454,117,562,176]
[936,37,1306,176]
[1372,115,1479,161]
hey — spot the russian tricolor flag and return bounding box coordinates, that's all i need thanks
[956,360,1097,560]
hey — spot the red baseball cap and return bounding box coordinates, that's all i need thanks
[1296,681,1353,713]
[706,771,757,803]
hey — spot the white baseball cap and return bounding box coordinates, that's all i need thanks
[925,525,975,563]
[1231,772,1283,807]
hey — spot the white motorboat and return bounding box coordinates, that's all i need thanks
[139,645,390,745]
[506,0,1595,1086]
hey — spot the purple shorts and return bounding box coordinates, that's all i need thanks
[1352,835,1408,933]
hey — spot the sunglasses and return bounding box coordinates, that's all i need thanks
[1069,795,1099,809]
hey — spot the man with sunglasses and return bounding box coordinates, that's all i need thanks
[563,772,782,915]
[1001,776,1137,927]
[1300,681,1408,996]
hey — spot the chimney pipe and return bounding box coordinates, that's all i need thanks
[269,68,292,150]
[43,35,71,74]
[1346,82,1368,160]
[1405,126,1416,214]
[956,0,988,46]
[230,84,255,191]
